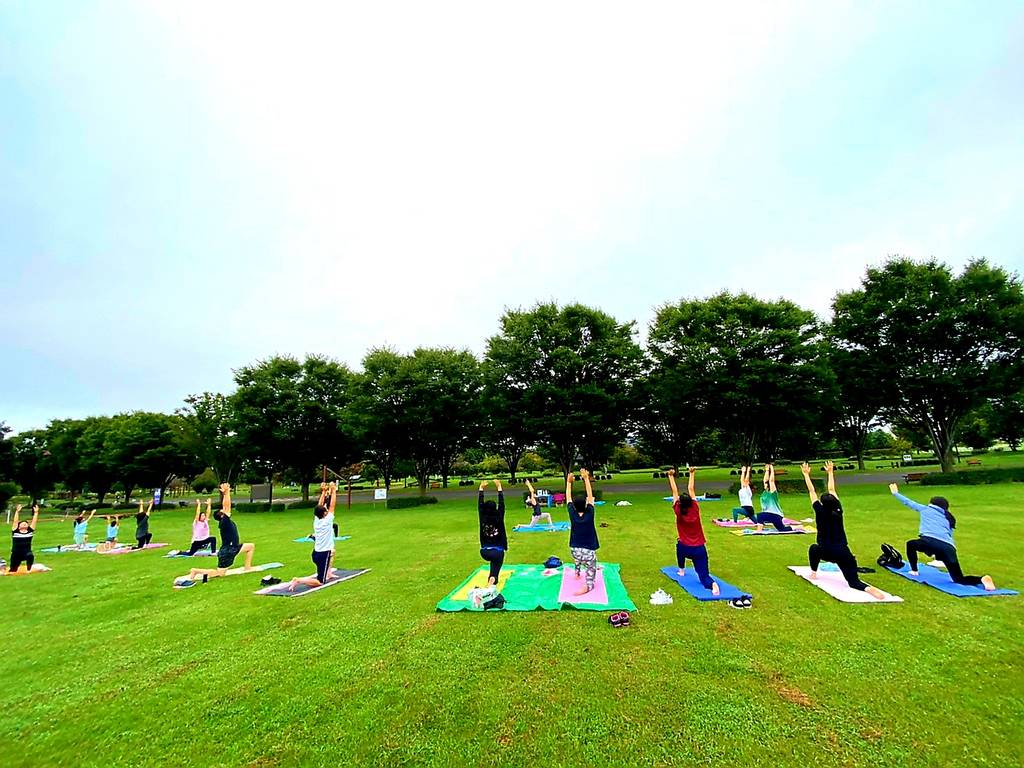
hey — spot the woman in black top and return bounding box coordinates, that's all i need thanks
[801,462,885,600]
[566,469,600,595]
[133,499,154,549]
[7,504,40,573]
[478,479,507,586]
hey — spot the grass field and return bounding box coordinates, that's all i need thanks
[3,483,1021,767]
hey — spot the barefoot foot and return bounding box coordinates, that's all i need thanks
[677,568,686,577]
[574,587,593,596]
[866,586,886,600]
[809,570,818,580]
[711,582,720,596]
[981,575,996,591]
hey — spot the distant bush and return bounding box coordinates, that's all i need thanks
[387,496,439,510]
[0,482,19,510]
[920,468,1024,486]
[191,469,218,493]
[287,500,319,510]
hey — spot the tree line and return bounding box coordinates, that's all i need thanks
[2,258,1022,505]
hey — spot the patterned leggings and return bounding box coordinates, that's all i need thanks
[570,547,598,591]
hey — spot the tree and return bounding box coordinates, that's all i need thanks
[232,355,360,502]
[396,348,483,492]
[480,381,534,483]
[826,345,888,470]
[644,293,829,465]
[106,412,199,502]
[45,419,90,498]
[958,410,994,451]
[0,421,13,481]
[9,430,58,503]
[832,258,1024,472]
[348,349,409,490]
[484,303,642,477]
[77,416,119,503]
[989,391,1024,451]
[176,392,241,484]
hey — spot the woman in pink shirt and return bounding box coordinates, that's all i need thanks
[183,498,217,556]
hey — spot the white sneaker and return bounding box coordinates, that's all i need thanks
[649,588,673,605]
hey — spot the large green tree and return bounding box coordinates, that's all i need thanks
[825,344,888,470]
[347,349,409,490]
[644,293,829,465]
[232,355,359,502]
[0,421,13,481]
[106,412,199,502]
[832,258,1024,472]
[485,303,642,476]
[10,430,58,503]
[176,392,241,484]
[45,419,90,498]
[77,416,119,503]
[988,391,1024,451]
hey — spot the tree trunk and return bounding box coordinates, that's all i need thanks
[301,481,310,503]
[123,484,134,503]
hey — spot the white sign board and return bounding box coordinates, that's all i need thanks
[374,488,387,501]
[902,454,913,463]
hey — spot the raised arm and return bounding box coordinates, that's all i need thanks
[800,462,818,504]
[666,468,680,502]
[495,479,504,513]
[146,499,154,516]
[581,469,594,506]
[767,464,777,493]
[740,466,750,489]
[525,480,536,505]
[220,482,232,517]
[565,472,573,501]
[204,498,212,517]
[478,479,488,512]
[888,483,929,513]
[86,509,96,522]
[138,500,144,516]
[11,504,22,531]
[317,482,328,509]
[687,465,696,498]
[30,504,40,528]
[824,460,838,498]
[328,481,338,515]
[194,499,202,522]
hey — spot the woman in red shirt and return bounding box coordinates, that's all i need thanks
[668,467,720,595]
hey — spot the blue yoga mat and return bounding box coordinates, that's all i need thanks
[513,522,570,532]
[292,535,352,543]
[885,563,1017,597]
[660,566,751,601]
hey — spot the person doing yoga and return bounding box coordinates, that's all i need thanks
[183,499,217,555]
[288,482,340,591]
[566,469,600,596]
[524,480,554,527]
[72,509,96,547]
[736,466,757,523]
[5,504,40,574]
[888,483,996,591]
[133,499,154,549]
[178,484,256,585]
[668,467,719,595]
[478,479,507,586]
[757,464,793,532]
[801,462,885,600]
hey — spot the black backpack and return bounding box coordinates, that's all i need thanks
[877,543,904,569]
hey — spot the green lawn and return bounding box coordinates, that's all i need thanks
[3,484,1021,767]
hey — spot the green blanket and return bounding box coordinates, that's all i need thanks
[436,562,636,612]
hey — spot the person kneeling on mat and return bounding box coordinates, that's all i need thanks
[478,479,507,586]
[735,466,758,524]
[801,462,885,600]
[288,481,339,591]
[6,504,40,574]
[668,467,720,596]
[756,464,793,532]
[72,508,96,547]
[888,483,996,591]
[133,499,154,549]
[183,498,217,555]
[524,480,554,527]
[567,469,600,596]
[181,483,255,584]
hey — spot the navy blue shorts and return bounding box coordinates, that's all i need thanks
[312,549,333,583]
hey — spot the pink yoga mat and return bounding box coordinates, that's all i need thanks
[713,518,799,528]
[557,566,609,605]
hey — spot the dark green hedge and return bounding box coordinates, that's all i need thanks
[920,468,1024,486]
[386,496,439,510]
[233,502,287,513]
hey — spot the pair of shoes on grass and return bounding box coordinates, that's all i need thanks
[728,596,753,610]
[609,611,630,628]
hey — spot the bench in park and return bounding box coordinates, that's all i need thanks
[966,459,982,466]
[904,472,928,482]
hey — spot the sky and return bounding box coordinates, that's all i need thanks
[1,1,1023,433]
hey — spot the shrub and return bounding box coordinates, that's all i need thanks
[233,502,287,513]
[386,496,439,510]
[920,468,1024,486]
[191,469,218,494]
[287,500,319,510]
[0,482,19,510]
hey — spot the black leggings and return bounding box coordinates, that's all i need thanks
[809,543,867,591]
[907,536,983,586]
[9,550,34,572]
[480,548,504,584]
[187,537,217,555]
[332,522,339,537]
[133,533,153,550]
[735,505,757,523]
[757,512,792,532]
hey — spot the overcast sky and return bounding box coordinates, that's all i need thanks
[2,1,1022,433]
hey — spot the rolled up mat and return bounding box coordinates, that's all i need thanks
[788,566,902,603]
[660,566,750,601]
[255,568,370,597]
[885,563,1017,597]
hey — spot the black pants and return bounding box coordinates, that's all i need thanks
[133,533,153,549]
[10,549,33,572]
[906,536,983,586]
[757,512,792,532]
[480,548,504,583]
[187,537,217,555]
[738,505,757,523]
[332,522,339,537]
[809,543,867,591]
